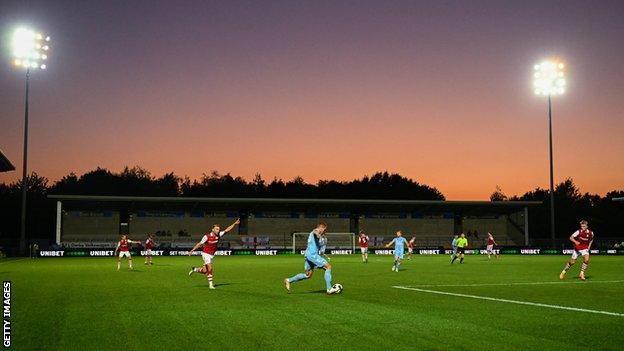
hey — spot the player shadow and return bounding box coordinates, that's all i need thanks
[301,289,327,294]
[214,283,233,287]
[194,283,234,288]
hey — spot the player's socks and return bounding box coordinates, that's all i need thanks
[324,269,332,291]
[396,262,401,271]
[117,262,121,270]
[451,255,457,264]
[206,265,213,283]
[580,262,588,274]
[287,273,308,283]
[460,257,464,264]
[563,262,572,272]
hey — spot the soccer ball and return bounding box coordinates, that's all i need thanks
[332,283,343,293]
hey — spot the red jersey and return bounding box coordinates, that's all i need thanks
[145,238,154,250]
[200,231,225,255]
[487,237,495,245]
[572,229,594,251]
[359,236,369,248]
[118,239,129,252]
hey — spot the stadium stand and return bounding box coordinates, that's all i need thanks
[49,195,540,249]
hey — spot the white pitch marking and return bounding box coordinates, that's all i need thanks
[406,280,624,288]
[0,258,29,265]
[393,286,624,317]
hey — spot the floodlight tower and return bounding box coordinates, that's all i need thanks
[10,27,50,255]
[533,59,566,247]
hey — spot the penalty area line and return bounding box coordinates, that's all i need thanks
[393,286,624,317]
[406,280,624,288]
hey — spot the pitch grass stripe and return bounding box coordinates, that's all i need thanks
[408,280,624,288]
[393,286,624,317]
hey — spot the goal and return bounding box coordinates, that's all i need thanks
[292,232,356,254]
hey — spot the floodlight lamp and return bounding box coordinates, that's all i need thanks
[533,59,566,96]
[10,26,50,70]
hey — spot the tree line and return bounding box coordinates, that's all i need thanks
[490,180,623,243]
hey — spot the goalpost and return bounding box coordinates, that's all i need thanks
[292,232,356,254]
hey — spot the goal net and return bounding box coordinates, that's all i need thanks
[292,232,356,254]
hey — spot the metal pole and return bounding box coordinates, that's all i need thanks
[548,94,556,248]
[20,68,31,255]
[56,201,62,245]
[524,206,529,246]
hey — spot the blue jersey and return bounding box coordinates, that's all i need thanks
[451,238,458,248]
[318,236,327,254]
[390,237,408,251]
[305,230,320,257]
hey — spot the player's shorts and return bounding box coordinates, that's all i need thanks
[201,252,214,265]
[360,247,368,254]
[146,249,153,256]
[394,250,404,259]
[304,254,328,271]
[119,251,131,258]
[452,247,458,255]
[571,249,590,260]
[456,247,465,254]
[408,247,413,253]
[486,245,494,252]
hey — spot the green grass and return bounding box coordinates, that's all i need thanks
[3,255,623,350]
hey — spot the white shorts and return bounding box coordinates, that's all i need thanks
[360,247,368,254]
[146,249,153,256]
[201,252,214,265]
[571,249,590,260]
[486,245,494,252]
[119,251,131,258]
[408,247,413,253]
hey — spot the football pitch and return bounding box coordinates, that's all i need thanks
[3,255,623,350]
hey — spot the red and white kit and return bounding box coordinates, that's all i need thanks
[118,239,130,258]
[571,229,594,259]
[408,238,416,253]
[200,231,225,264]
[486,237,495,251]
[145,238,154,255]
[359,235,369,254]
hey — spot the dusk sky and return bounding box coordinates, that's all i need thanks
[1,0,622,200]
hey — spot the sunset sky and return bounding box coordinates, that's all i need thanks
[1,0,622,200]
